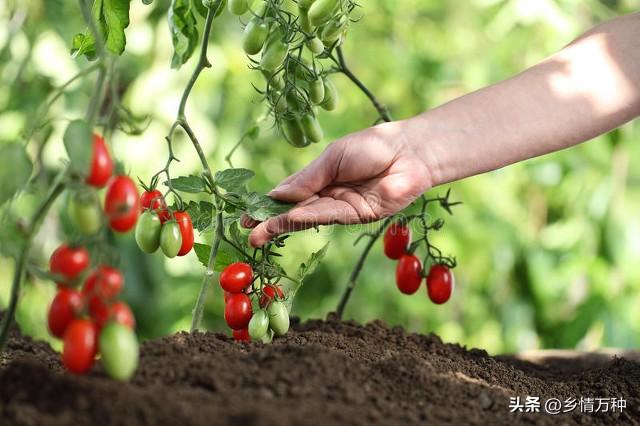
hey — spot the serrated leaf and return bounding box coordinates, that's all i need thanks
[214,168,255,192]
[296,242,329,282]
[63,120,93,175]
[185,200,214,232]
[70,0,131,59]
[242,192,293,221]
[193,242,242,272]
[168,0,199,68]
[165,175,207,193]
[0,144,33,206]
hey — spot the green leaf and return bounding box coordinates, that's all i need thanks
[164,175,207,193]
[242,192,294,221]
[185,200,214,232]
[193,242,242,272]
[296,242,329,282]
[214,168,255,192]
[71,0,131,59]
[0,144,33,206]
[168,0,199,68]
[63,120,93,175]
[0,215,27,258]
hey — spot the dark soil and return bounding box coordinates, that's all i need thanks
[1,316,639,426]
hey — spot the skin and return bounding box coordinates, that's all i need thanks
[245,13,640,247]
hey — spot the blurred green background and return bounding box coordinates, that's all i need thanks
[1,0,639,354]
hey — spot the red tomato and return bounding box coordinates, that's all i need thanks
[49,244,90,285]
[220,262,253,293]
[83,266,123,302]
[259,284,285,307]
[383,222,411,260]
[48,288,83,338]
[62,319,98,374]
[174,211,195,256]
[104,176,140,232]
[395,254,422,295]
[140,189,170,223]
[426,264,455,304]
[86,134,113,188]
[224,293,252,330]
[232,328,251,342]
[110,302,136,329]
[88,297,111,329]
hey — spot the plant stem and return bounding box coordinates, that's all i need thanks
[335,46,392,123]
[191,211,223,332]
[0,170,67,352]
[335,217,393,319]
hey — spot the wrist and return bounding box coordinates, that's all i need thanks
[399,114,445,188]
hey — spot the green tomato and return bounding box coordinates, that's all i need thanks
[135,211,162,254]
[321,15,348,43]
[281,118,309,148]
[248,309,269,340]
[243,19,269,55]
[160,221,183,258]
[260,30,288,72]
[99,322,139,381]
[298,7,314,33]
[228,0,248,15]
[300,114,323,143]
[320,78,338,111]
[271,92,288,114]
[298,0,315,10]
[261,329,274,344]
[205,0,227,16]
[268,301,290,336]
[262,69,285,91]
[306,37,325,55]
[308,78,325,105]
[68,191,102,235]
[308,0,338,27]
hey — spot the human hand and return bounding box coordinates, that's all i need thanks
[244,121,433,247]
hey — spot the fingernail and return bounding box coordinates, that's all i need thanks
[269,183,291,195]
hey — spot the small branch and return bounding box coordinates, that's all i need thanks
[191,211,223,332]
[0,169,67,351]
[336,216,394,319]
[335,46,392,123]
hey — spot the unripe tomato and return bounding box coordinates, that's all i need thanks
[396,254,422,295]
[282,118,309,148]
[174,211,195,256]
[86,134,113,188]
[83,265,124,304]
[260,30,288,72]
[267,300,289,336]
[228,0,248,15]
[104,175,140,233]
[99,322,139,381]
[49,244,90,286]
[308,0,338,27]
[220,262,254,293]
[62,319,98,374]
[135,211,162,253]
[298,7,314,32]
[320,78,338,111]
[248,309,269,339]
[243,19,269,55]
[298,0,315,10]
[383,222,411,260]
[48,288,83,338]
[321,14,348,43]
[224,293,252,330]
[306,37,325,55]
[110,301,136,329]
[426,264,455,304]
[232,328,251,342]
[308,78,325,105]
[139,189,170,223]
[300,114,323,143]
[68,191,102,235]
[160,221,183,258]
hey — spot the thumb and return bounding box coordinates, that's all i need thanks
[268,142,343,203]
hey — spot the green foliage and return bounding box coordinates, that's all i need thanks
[71,0,131,59]
[63,120,93,175]
[0,144,33,206]
[168,0,200,68]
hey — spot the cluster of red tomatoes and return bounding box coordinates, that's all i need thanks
[384,222,455,304]
[220,262,290,343]
[48,246,138,380]
[135,189,194,258]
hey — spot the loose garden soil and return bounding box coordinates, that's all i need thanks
[1,315,639,425]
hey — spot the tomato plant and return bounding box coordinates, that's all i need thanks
[62,319,98,374]
[48,288,83,339]
[99,322,139,381]
[49,244,90,286]
[384,222,411,260]
[396,254,422,295]
[224,293,253,330]
[220,262,254,294]
[86,134,114,188]
[104,175,140,233]
[427,265,455,305]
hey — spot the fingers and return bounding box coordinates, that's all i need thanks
[268,142,344,203]
[248,197,362,247]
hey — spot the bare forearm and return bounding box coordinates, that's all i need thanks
[404,13,640,187]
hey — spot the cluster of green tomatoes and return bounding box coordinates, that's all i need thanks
[233,0,352,147]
